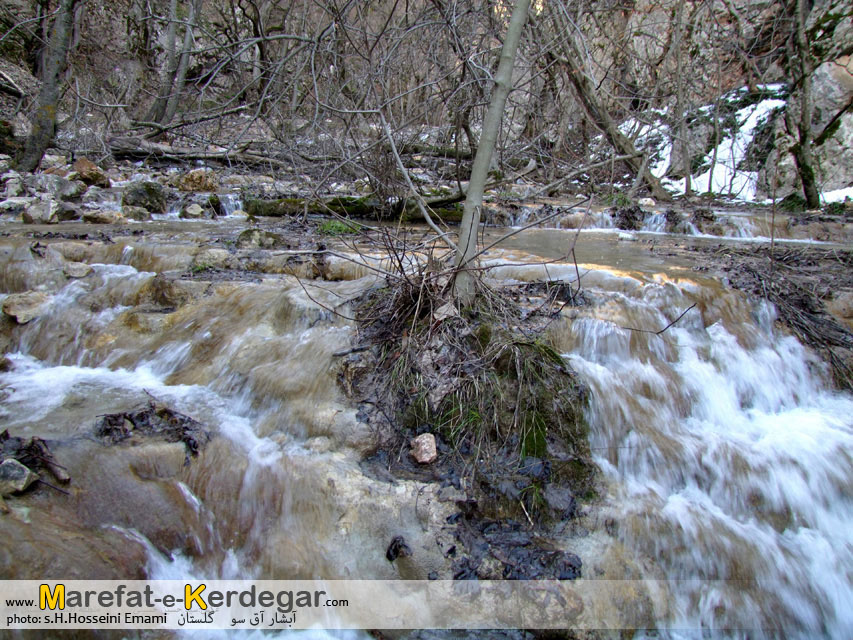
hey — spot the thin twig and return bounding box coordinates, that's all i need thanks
[619,303,697,335]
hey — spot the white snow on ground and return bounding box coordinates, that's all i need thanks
[822,186,853,203]
[619,84,848,204]
[655,86,787,201]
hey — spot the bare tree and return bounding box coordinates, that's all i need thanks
[785,0,820,209]
[18,0,78,171]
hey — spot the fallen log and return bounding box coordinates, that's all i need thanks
[244,195,465,224]
[109,135,291,169]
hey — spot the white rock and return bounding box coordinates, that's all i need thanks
[638,197,656,208]
[180,203,205,219]
[411,433,438,464]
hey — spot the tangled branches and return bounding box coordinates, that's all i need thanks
[338,229,594,518]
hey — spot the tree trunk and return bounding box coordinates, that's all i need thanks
[18,0,77,172]
[545,3,671,203]
[453,0,531,303]
[674,2,691,196]
[162,0,203,126]
[788,0,820,209]
[145,0,180,124]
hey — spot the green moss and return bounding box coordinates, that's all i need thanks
[780,193,807,212]
[815,117,842,147]
[207,194,223,216]
[244,198,311,217]
[318,219,361,235]
[825,201,846,216]
[245,196,377,219]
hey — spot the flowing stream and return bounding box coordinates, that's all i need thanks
[0,221,851,638]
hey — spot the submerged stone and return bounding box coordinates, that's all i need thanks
[0,459,38,495]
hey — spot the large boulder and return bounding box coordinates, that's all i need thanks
[179,168,218,192]
[2,291,51,323]
[0,121,21,157]
[122,205,151,221]
[23,173,87,200]
[22,199,59,224]
[82,209,121,224]
[72,157,111,188]
[122,181,168,213]
[179,203,205,219]
[756,54,853,199]
[236,229,288,249]
[0,197,35,215]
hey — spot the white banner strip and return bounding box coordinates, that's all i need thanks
[0,579,759,630]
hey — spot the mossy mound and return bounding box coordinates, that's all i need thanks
[341,267,594,524]
[245,196,376,218]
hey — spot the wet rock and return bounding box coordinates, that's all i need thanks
[2,291,51,323]
[40,153,67,169]
[22,199,59,224]
[386,535,413,562]
[0,154,10,173]
[0,197,35,215]
[614,205,645,230]
[122,205,151,221]
[411,433,438,464]
[179,203,205,219]
[827,291,853,331]
[543,485,577,519]
[207,193,228,217]
[5,175,22,198]
[664,209,691,234]
[64,262,92,278]
[81,185,105,204]
[192,247,232,270]
[231,208,249,219]
[123,310,169,334]
[179,168,218,192]
[23,173,86,200]
[53,241,91,262]
[122,181,167,213]
[0,122,21,157]
[57,202,82,221]
[0,459,38,495]
[556,212,588,229]
[236,228,287,249]
[82,209,120,224]
[72,157,111,188]
[691,208,724,235]
[138,273,207,307]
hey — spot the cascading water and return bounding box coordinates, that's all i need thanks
[551,271,853,637]
[1,223,850,637]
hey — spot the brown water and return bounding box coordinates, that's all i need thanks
[0,220,851,638]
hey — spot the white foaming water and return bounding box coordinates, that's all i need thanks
[561,278,853,637]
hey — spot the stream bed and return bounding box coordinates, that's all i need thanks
[0,216,851,638]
